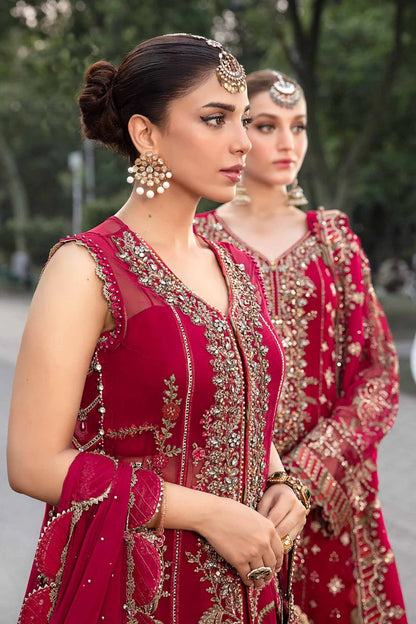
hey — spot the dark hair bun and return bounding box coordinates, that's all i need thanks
[77,35,224,162]
[78,60,128,156]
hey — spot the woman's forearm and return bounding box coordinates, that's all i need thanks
[268,442,285,475]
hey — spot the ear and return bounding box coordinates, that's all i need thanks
[128,114,159,155]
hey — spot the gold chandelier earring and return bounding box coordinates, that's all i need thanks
[127,151,172,199]
[233,180,251,205]
[287,178,308,207]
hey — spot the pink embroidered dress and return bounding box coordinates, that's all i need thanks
[194,209,408,624]
[19,215,286,624]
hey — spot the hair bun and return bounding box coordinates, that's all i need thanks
[78,60,126,155]
[85,61,117,98]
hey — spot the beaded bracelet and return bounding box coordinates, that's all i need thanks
[267,471,311,514]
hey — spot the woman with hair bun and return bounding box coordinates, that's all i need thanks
[7,36,307,623]
[195,69,408,624]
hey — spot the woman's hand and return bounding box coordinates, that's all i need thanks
[257,483,307,545]
[194,495,284,589]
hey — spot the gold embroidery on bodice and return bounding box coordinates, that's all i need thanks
[194,215,334,455]
[269,239,320,454]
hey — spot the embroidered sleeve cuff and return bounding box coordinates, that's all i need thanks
[286,445,352,537]
[127,467,163,530]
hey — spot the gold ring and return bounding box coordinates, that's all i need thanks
[247,566,273,581]
[281,534,294,553]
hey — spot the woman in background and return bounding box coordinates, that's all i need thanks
[195,69,408,624]
[7,43,308,623]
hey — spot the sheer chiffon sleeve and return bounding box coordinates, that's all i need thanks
[20,453,164,624]
[283,213,399,536]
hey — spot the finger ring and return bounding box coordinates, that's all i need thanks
[247,566,273,581]
[281,534,294,553]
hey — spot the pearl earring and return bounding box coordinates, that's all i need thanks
[127,151,172,199]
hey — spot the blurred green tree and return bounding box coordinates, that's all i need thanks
[0,0,414,269]
[220,0,415,264]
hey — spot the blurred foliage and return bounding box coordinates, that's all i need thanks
[82,191,126,232]
[0,0,414,271]
[1,215,71,265]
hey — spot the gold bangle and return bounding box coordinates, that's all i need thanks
[267,471,287,484]
[267,472,311,514]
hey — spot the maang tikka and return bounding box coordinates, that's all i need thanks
[127,152,172,199]
[270,72,302,109]
[214,45,247,94]
[178,34,247,94]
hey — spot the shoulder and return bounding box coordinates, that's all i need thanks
[309,208,360,246]
[308,208,346,227]
[48,216,119,265]
[46,238,98,281]
[37,244,105,328]
[44,217,122,291]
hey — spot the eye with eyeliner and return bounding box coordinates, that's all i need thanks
[200,114,225,127]
[253,122,307,134]
[293,123,307,133]
[255,123,275,133]
[200,113,253,129]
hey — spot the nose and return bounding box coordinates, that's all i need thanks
[277,125,295,150]
[232,124,252,156]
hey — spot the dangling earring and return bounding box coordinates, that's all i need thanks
[233,180,251,205]
[287,178,308,206]
[127,151,172,199]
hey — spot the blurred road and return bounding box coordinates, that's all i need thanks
[0,293,415,623]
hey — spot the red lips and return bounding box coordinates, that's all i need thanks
[220,163,244,183]
[220,164,244,173]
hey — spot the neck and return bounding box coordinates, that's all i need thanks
[116,185,199,250]
[240,177,292,218]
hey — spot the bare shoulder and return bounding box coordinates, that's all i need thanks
[45,239,98,278]
[32,240,107,327]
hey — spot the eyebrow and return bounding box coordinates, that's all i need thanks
[253,112,306,121]
[202,102,251,113]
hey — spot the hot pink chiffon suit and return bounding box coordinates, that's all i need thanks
[194,209,407,624]
[19,215,287,624]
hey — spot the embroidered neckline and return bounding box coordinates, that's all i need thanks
[211,211,312,265]
[110,215,232,319]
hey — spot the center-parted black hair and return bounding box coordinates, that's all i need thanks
[78,34,223,163]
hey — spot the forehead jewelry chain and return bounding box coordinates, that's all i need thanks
[178,33,246,93]
[270,72,302,109]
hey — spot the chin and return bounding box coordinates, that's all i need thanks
[204,186,237,204]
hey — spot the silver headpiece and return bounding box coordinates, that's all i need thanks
[270,72,302,109]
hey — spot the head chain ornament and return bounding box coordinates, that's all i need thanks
[270,72,302,109]
[173,33,246,94]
